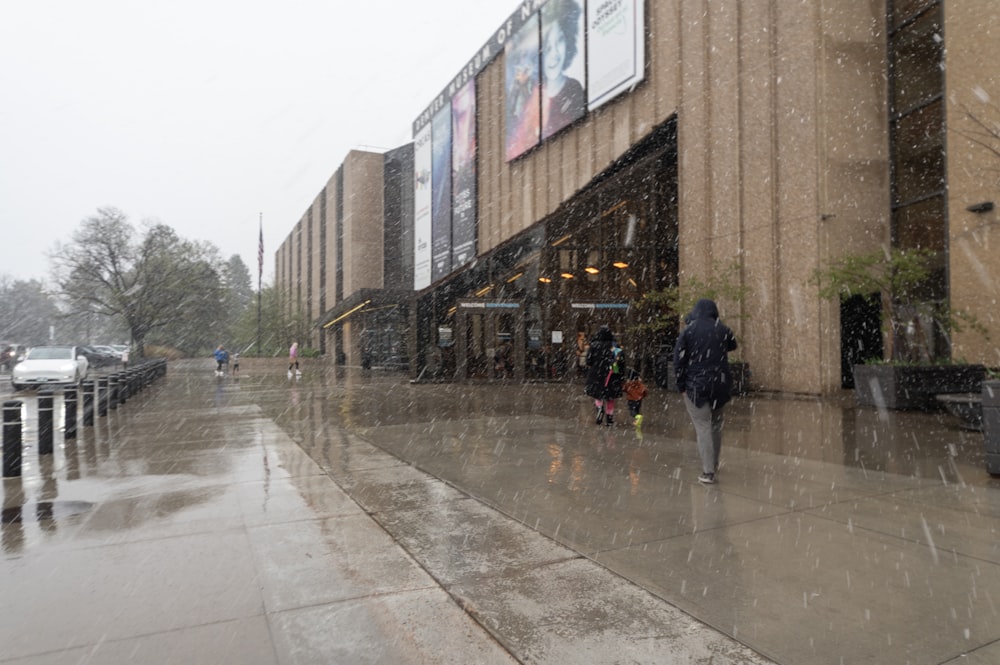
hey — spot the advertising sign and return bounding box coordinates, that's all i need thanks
[504,12,541,161]
[586,0,645,111]
[451,79,477,270]
[431,105,453,283]
[413,124,432,290]
[541,0,586,140]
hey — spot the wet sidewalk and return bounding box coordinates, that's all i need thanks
[1,359,998,664]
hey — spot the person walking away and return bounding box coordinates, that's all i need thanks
[231,351,240,376]
[584,326,625,426]
[623,369,649,428]
[214,345,229,377]
[121,347,129,370]
[673,298,738,484]
[288,342,300,378]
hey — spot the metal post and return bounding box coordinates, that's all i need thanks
[37,389,54,455]
[108,375,119,411]
[3,400,23,477]
[82,380,95,426]
[97,377,108,417]
[64,386,78,440]
[118,370,129,405]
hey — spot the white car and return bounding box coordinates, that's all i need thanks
[11,345,89,391]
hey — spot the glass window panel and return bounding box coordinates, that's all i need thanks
[892,101,944,203]
[890,6,943,113]
[893,195,946,254]
[891,0,936,28]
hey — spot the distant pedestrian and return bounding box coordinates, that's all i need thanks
[623,369,649,428]
[121,347,130,370]
[585,326,625,426]
[214,345,229,377]
[231,351,240,376]
[288,342,300,377]
[673,298,738,484]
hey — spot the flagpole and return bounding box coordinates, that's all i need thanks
[257,212,263,357]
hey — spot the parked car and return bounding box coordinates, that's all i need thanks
[11,345,89,390]
[93,345,123,364]
[78,345,117,368]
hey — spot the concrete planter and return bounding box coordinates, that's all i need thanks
[852,364,987,411]
[982,380,1000,477]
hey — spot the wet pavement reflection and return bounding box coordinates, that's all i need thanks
[2,360,998,664]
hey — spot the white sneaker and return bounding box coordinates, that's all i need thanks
[295,370,302,376]
[287,371,293,379]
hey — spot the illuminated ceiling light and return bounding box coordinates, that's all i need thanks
[550,234,573,247]
[474,284,493,297]
[538,276,552,283]
[505,272,524,283]
[613,261,629,269]
[584,266,600,274]
[560,272,575,279]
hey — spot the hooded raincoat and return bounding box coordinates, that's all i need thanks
[584,326,625,400]
[673,299,738,408]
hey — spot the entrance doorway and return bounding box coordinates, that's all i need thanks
[454,301,524,381]
[840,293,882,388]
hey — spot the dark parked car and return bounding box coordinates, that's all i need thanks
[78,345,117,369]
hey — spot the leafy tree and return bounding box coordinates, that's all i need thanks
[51,207,227,357]
[0,277,61,345]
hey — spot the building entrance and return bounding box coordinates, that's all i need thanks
[454,300,525,382]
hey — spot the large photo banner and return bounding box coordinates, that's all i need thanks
[413,124,432,290]
[504,12,541,161]
[451,79,476,270]
[541,0,586,140]
[587,0,646,111]
[431,105,453,284]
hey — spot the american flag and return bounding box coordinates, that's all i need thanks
[257,217,264,280]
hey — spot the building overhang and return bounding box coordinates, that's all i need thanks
[317,288,412,329]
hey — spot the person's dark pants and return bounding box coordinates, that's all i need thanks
[627,400,643,418]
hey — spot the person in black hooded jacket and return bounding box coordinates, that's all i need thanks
[673,299,738,484]
[584,325,625,425]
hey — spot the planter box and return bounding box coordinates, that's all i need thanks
[852,364,987,411]
[983,380,1000,476]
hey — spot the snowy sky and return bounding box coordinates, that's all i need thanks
[0,0,517,285]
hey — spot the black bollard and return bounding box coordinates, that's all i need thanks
[3,400,23,477]
[37,389,54,455]
[118,371,128,405]
[64,386,78,440]
[97,377,108,417]
[82,380,95,426]
[108,375,119,411]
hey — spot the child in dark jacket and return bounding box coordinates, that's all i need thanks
[623,370,649,428]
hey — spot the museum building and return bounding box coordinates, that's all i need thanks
[276,0,999,394]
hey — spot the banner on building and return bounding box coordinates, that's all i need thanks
[541,0,586,140]
[504,11,541,162]
[413,124,432,290]
[431,105,453,284]
[451,79,477,270]
[587,0,645,111]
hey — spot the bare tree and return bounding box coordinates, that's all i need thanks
[51,207,225,357]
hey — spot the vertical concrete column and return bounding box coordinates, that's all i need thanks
[64,386,78,440]
[37,389,54,455]
[3,400,23,477]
